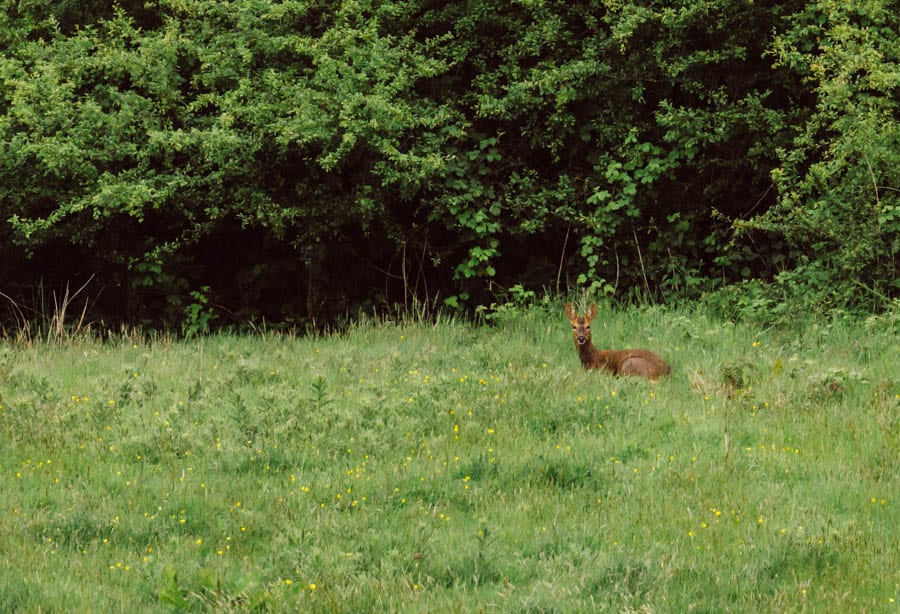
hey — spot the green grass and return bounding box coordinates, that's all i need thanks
[0,305,897,612]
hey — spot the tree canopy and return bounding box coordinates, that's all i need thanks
[2,0,897,329]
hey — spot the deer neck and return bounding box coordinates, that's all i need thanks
[576,339,602,367]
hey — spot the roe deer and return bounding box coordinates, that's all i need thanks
[564,302,670,382]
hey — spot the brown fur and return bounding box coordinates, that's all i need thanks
[564,302,670,382]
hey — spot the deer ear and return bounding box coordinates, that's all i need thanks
[587,303,599,319]
[564,302,576,320]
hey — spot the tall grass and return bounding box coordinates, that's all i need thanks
[0,305,897,611]
[1,276,95,344]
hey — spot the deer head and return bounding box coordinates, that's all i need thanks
[565,302,599,346]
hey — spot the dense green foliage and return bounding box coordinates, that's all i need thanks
[0,305,897,610]
[1,0,898,328]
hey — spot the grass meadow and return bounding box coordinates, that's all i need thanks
[0,304,897,612]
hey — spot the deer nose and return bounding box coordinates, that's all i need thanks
[576,335,586,344]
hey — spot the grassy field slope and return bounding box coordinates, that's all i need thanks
[0,305,897,611]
